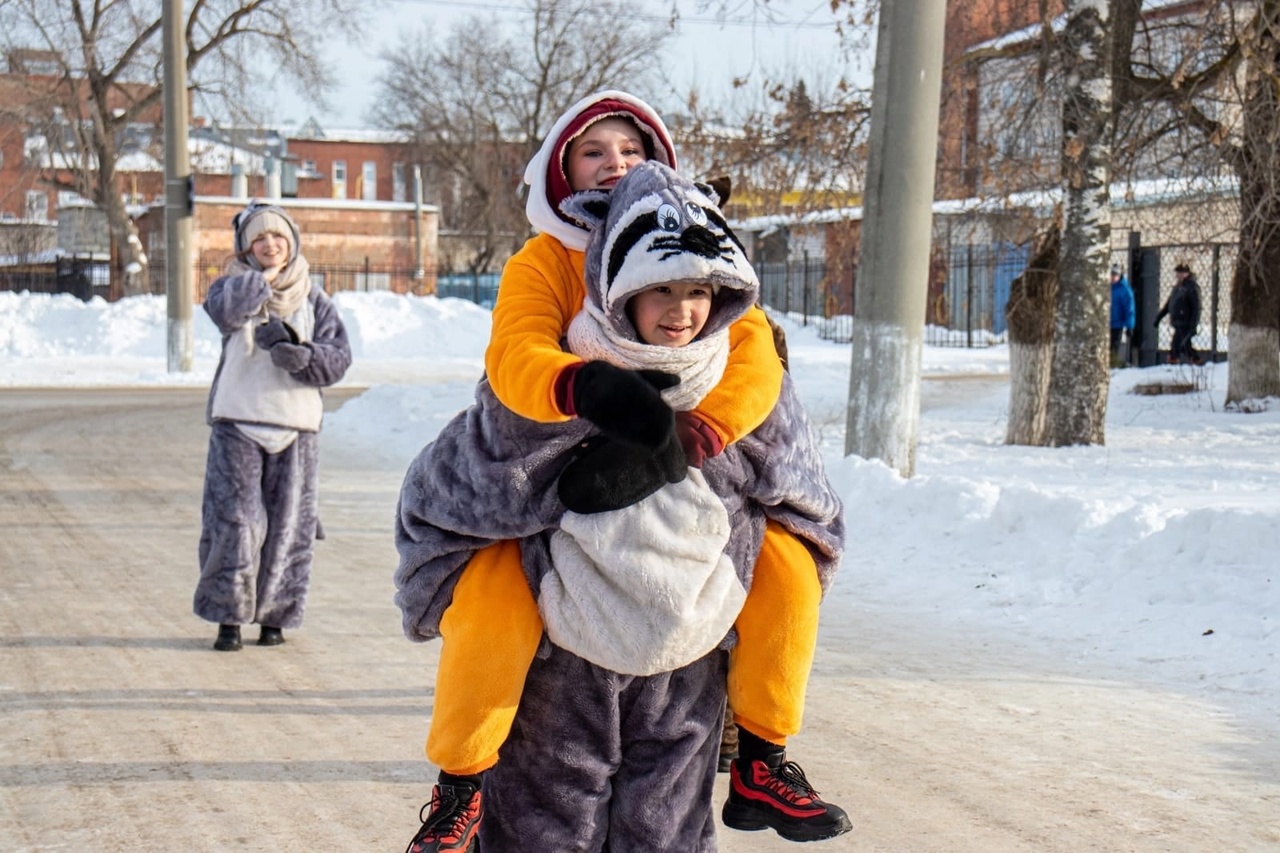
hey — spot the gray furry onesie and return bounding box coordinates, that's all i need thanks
[196,203,352,629]
[394,163,843,850]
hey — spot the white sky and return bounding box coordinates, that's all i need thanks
[2,288,1276,748]
[275,0,863,129]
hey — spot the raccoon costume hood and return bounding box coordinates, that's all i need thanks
[394,161,843,667]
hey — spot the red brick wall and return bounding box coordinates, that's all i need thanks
[937,0,1064,199]
[135,199,440,300]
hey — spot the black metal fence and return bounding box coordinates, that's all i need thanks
[0,256,111,300]
[5,242,1234,364]
[753,240,1234,355]
[753,246,1021,348]
[755,255,856,344]
[189,251,431,301]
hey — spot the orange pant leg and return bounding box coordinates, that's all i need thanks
[426,539,544,775]
[727,520,822,745]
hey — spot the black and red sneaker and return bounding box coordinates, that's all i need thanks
[405,780,482,853]
[722,753,852,842]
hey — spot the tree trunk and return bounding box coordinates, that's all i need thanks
[1005,225,1059,445]
[97,150,150,298]
[1046,1,1113,447]
[1224,21,1280,409]
[1008,342,1055,444]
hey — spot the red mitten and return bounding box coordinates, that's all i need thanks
[675,412,723,468]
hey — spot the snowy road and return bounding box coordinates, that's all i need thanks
[1,388,1277,851]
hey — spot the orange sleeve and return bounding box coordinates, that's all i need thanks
[691,305,785,446]
[484,234,588,423]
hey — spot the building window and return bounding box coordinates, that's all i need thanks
[362,161,377,200]
[392,162,407,202]
[301,159,318,177]
[333,160,347,199]
[25,191,48,222]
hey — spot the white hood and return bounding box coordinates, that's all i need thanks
[523,90,677,251]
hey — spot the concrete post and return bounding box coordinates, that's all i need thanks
[844,0,947,476]
[163,0,192,373]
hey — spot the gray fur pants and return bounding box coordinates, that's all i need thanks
[481,643,727,852]
[195,422,320,629]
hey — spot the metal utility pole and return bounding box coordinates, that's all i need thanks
[844,0,946,476]
[163,0,193,372]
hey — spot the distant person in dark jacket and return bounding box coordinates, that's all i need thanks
[1109,263,1135,367]
[1154,262,1202,365]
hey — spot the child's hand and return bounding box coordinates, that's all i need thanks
[569,361,678,450]
[224,272,271,320]
[269,342,312,373]
[254,318,298,349]
[675,412,723,468]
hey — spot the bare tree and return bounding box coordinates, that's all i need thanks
[1045,1,1114,446]
[674,77,872,221]
[369,0,671,274]
[0,0,362,296]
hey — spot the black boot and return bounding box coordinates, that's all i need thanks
[213,624,242,652]
[257,626,285,646]
[722,728,852,842]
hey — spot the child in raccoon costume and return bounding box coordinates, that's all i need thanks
[397,161,849,850]
[196,201,351,652]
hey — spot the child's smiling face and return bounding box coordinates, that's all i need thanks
[628,282,714,348]
[250,231,290,273]
[566,118,648,192]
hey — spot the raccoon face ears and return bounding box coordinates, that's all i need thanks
[698,175,732,207]
[559,190,612,229]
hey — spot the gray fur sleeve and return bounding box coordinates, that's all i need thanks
[393,382,589,641]
[290,290,352,388]
[733,374,845,593]
[203,271,270,333]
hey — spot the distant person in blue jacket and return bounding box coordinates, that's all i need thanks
[1109,263,1135,367]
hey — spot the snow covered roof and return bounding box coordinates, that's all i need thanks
[26,134,268,176]
[290,125,409,145]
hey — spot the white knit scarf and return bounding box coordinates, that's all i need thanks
[565,302,729,411]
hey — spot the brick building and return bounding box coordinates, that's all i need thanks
[935,0,1066,200]
[134,193,441,301]
[0,49,164,223]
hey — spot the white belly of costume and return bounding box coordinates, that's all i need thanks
[540,469,745,676]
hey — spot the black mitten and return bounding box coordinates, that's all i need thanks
[571,360,679,450]
[558,434,687,515]
[269,342,312,372]
[254,318,298,349]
